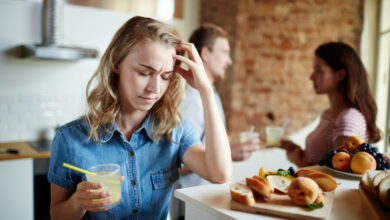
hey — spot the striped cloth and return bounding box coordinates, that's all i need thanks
[303,108,368,165]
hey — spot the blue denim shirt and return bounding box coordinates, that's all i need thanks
[48,114,201,220]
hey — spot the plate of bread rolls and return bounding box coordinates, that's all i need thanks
[230,167,338,220]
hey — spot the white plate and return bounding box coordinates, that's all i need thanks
[322,166,362,179]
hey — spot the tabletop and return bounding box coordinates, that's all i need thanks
[175,165,373,220]
[0,142,50,160]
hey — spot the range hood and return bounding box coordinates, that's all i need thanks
[20,0,98,61]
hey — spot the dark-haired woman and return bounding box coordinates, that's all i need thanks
[281,42,380,167]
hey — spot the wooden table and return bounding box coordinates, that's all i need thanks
[175,165,372,220]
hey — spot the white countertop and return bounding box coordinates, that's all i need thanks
[175,165,372,220]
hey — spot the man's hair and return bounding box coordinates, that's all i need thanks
[189,23,229,54]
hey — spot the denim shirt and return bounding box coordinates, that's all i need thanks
[48,114,201,220]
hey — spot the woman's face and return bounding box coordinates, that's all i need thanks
[310,56,340,95]
[115,40,176,113]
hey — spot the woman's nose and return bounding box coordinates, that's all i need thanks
[146,76,160,93]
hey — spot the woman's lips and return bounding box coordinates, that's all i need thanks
[140,96,156,104]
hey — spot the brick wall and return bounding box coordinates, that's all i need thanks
[201,0,363,139]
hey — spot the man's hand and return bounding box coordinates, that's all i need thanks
[231,138,262,161]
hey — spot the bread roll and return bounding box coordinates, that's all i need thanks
[378,176,390,208]
[360,170,377,194]
[296,169,338,192]
[246,177,272,199]
[266,175,291,194]
[230,182,255,206]
[253,175,274,193]
[371,170,390,195]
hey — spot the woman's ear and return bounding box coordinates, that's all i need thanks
[336,69,346,81]
[113,64,120,74]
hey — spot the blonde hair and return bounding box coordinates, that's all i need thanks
[86,16,184,142]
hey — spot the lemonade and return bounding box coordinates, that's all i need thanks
[240,131,260,149]
[266,126,284,147]
[86,164,121,208]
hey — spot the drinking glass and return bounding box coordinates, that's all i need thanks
[265,126,284,147]
[86,163,121,208]
[240,131,260,149]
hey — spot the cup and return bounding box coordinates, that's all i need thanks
[86,163,121,208]
[265,126,284,147]
[240,131,260,149]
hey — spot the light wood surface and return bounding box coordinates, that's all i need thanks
[358,185,390,220]
[231,191,334,220]
[0,142,50,160]
[175,165,372,220]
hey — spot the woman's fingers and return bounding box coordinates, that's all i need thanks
[75,181,114,212]
[174,54,197,70]
[177,42,202,64]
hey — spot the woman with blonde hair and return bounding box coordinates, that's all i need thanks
[48,16,231,220]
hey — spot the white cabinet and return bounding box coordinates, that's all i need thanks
[0,158,33,220]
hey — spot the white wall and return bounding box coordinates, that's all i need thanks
[0,0,200,142]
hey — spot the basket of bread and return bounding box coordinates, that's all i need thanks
[359,170,390,219]
[230,167,338,219]
[319,136,390,177]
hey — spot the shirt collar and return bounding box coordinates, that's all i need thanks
[99,113,154,143]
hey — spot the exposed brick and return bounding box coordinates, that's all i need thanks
[202,0,363,139]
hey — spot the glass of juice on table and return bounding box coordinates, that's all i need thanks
[265,126,284,147]
[86,163,121,208]
[240,126,260,149]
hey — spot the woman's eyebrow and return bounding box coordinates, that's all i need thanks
[139,64,174,74]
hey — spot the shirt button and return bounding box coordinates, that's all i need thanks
[128,152,134,156]
[133,209,138,213]
[131,180,137,185]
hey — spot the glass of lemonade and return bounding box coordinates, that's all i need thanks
[265,126,284,147]
[86,163,121,208]
[240,131,260,149]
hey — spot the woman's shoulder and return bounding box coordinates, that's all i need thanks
[57,116,89,133]
[168,117,196,136]
[337,107,365,121]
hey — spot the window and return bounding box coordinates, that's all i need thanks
[67,0,183,19]
[374,0,390,152]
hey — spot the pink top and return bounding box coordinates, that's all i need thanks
[303,108,368,165]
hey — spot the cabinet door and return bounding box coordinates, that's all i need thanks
[0,159,33,220]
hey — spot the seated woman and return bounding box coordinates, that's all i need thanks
[281,42,380,167]
[48,16,232,220]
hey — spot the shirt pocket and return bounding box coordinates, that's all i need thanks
[150,167,178,210]
[84,210,115,220]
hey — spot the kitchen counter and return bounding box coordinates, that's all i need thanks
[0,141,50,160]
